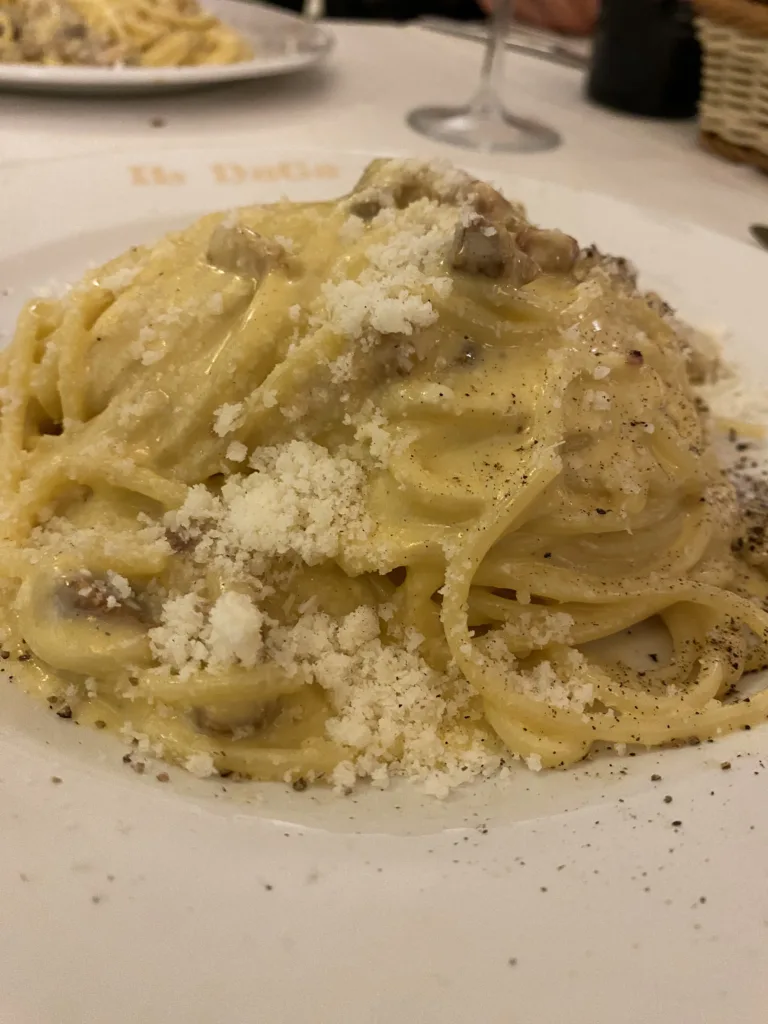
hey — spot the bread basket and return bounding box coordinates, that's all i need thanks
[695,0,768,169]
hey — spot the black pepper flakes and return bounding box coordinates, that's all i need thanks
[292,777,308,792]
[720,761,732,771]
[651,773,662,782]
[55,705,72,719]
[663,795,672,804]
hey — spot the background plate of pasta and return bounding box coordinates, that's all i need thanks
[1,145,767,1023]
[0,0,333,93]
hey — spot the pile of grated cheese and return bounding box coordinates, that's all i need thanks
[313,184,460,349]
[267,607,502,796]
[164,439,371,579]
[478,630,595,716]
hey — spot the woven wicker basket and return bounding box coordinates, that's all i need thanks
[695,0,768,169]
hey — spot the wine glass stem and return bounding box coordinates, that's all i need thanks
[470,0,511,126]
[303,0,324,20]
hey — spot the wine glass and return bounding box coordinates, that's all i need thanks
[407,0,562,153]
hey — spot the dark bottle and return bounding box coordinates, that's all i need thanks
[587,0,702,119]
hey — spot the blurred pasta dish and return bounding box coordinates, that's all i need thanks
[0,0,253,67]
[1,158,767,795]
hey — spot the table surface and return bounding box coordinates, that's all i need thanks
[1,21,767,1024]
[0,19,766,243]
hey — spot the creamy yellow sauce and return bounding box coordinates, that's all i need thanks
[1,158,767,792]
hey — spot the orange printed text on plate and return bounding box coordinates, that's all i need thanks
[129,165,187,186]
[210,161,339,184]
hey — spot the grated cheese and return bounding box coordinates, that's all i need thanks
[184,752,217,778]
[339,217,365,243]
[479,633,593,717]
[207,592,264,668]
[100,265,140,292]
[149,593,207,672]
[161,439,370,589]
[513,611,574,648]
[213,402,245,437]
[314,198,457,343]
[106,572,132,601]
[226,441,247,463]
[264,607,501,794]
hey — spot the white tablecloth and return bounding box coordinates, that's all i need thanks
[1,21,766,242]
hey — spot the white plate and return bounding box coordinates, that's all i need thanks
[1,146,767,1024]
[0,1,333,95]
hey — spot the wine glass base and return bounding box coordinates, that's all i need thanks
[407,104,561,154]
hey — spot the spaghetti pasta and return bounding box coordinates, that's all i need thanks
[1,157,767,794]
[0,0,252,67]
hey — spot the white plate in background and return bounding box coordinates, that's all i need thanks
[0,1,333,95]
[1,146,767,1024]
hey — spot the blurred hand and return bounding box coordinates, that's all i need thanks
[480,0,598,35]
